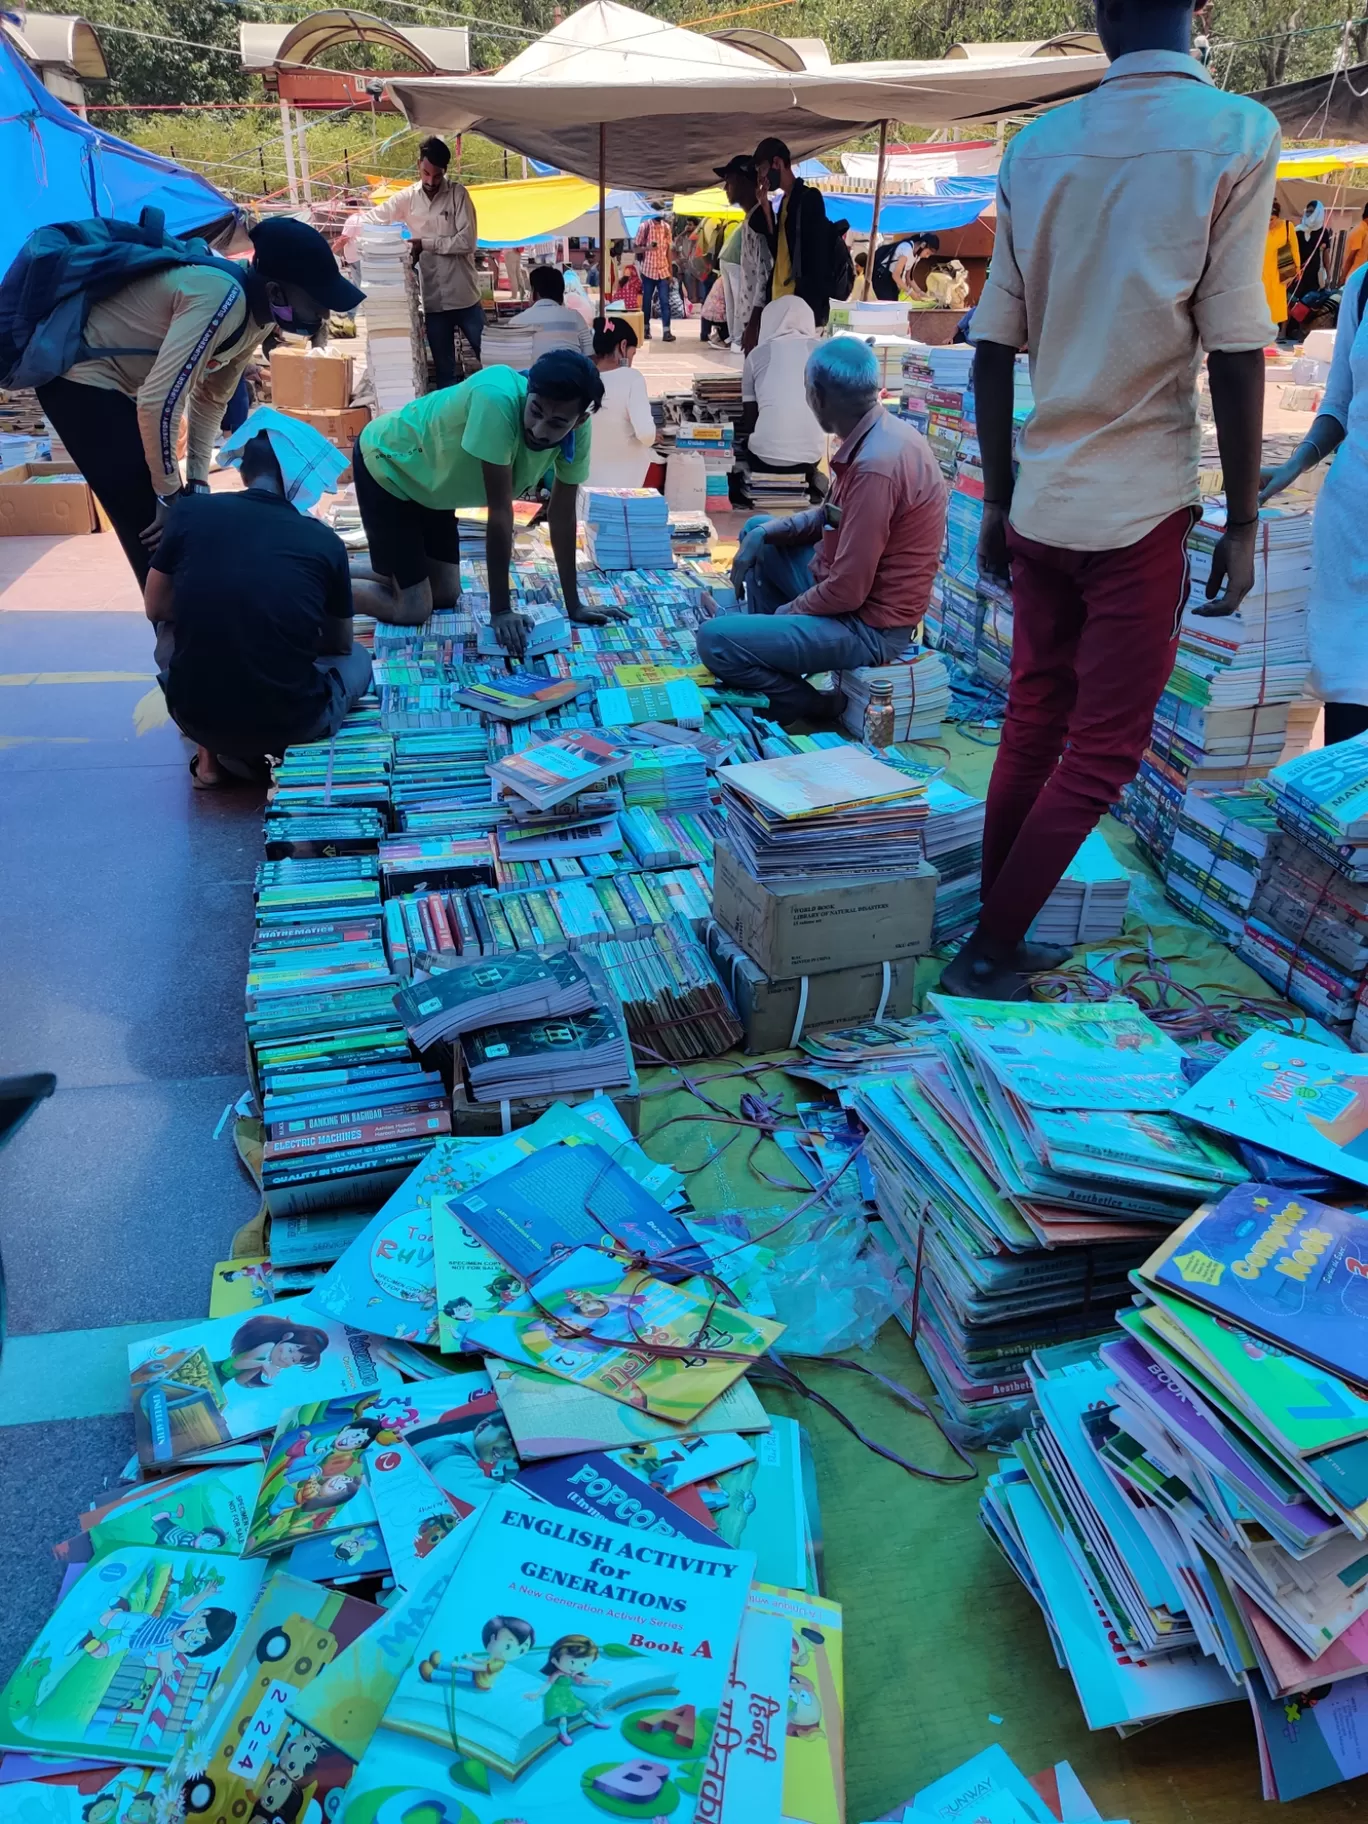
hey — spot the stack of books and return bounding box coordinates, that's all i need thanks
[717,746,928,880]
[1164,780,1277,942]
[1025,830,1132,948]
[595,676,707,730]
[479,322,537,369]
[674,421,733,506]
[595,914,743,1060]
[489,728,634,812]
[856,996,1246,1444]
[394,948,596,1047]
[582,487,673,570]
[356,224,426,410]
[667,508,712,559]
[620,740,712,812]
[838,648,950,742]
[1118,498,1315,870]
[985,1185,1368,1798]
[460,998,633,1099]
[746,467,812,513]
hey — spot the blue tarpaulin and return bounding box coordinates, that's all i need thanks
[826,176,996,236]
[0,38,234,277]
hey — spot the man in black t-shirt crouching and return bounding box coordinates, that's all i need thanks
[144,431,372,787]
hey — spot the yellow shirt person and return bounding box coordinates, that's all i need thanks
[1263,212,1298,329]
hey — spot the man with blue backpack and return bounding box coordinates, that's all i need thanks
[1,211,362,586]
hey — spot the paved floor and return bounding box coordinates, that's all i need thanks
[0,523,266,1684]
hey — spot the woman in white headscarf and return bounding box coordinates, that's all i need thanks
[742,295,826,475]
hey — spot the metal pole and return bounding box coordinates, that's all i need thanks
[863,118,889,301]
[598,121,610,310]
[297,119,313,207]
[279,97,299,206]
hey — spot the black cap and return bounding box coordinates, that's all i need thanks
[713,154,757,181]
[249,217,365,314]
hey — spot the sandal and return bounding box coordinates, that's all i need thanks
[188,753,228,791]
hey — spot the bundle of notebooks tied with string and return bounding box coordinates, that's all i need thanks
[1163,779,1277,943]
[717,744,929,880]
[982,1183,1368,1801]
[853,996,1245,1448]
[394,948,597,1049]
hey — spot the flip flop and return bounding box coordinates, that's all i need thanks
[189,753,228,791]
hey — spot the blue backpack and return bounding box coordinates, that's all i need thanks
[0,206,248,389]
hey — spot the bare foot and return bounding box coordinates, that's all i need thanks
[190,747,223,789]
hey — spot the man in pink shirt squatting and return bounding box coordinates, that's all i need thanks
[939,0,1279,1000]
[697,338,947,727]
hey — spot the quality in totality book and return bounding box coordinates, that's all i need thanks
[340,1484,754,1822]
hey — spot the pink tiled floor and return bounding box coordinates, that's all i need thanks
[0,531,145,614]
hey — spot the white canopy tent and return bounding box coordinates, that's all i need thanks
[386,1,1106,194]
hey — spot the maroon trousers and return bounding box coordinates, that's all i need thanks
[978,506,1196,948]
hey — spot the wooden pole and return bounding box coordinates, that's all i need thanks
[863,118,889,300]
[598,121,610,311]
[279,97,299,206]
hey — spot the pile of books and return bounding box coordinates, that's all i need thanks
[718,745,928,880]
[667,508,712,558]
[1025,829,1132,948]
[838,648,951,742]
[356,224,426,410]
[1119,498,1315,870]
[856,996,1245,1445]
[1164,780,1277,942]
[489,727,633,811]
[1233,735,1368,1034]
[674,420,733,505]
[460,997,633,1099]
[984,1183,1368,1799]
[595,675,707,730]
[594,914,743,1060]
[746,467,812,512]
[582,486,673,570]
[394,948,597,1047]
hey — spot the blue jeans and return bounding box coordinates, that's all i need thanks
[697,519,909,719]
[425,303,485,388]
[641,276,672,332]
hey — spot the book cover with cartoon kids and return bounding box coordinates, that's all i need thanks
[245,1396,397,1557]
[288,1522,391,1587]
[128,1305,390,1470]
[747,1586,845,1824]
[161,1572,381,1824]
[364,1438,465,1592]
[208,1258,274,1320]
[0,1764,162,1824]
[464,1248,783,1426]
[608,1433,755,1497]
[0,1549,267,1768]
[1174,1031,1368,1189]
[341,1484,752,1823]
[84,1463,263,1561]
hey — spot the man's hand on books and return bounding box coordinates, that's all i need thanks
[569,603,632,627]
[1194,520,1255,619]
[976,501,1010,584]
[491,610,534,658]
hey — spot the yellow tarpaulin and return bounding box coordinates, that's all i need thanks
[672,185,743,220]
[1279,143,1368,178]
[463,173,605,242]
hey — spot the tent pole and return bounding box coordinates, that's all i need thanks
[598,121,609,310]
[280,97,299,207]
[864,118,889,300]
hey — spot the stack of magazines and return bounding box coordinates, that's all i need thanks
[393,948,596,1048]
[489,728,634,811]
[582,487,673,570]
[717,746,928,880]
[1164,780,1277,942]
[838,649,952,743]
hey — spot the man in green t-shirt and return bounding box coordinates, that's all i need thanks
[352,351,629,655]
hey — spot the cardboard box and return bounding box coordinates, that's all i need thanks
[280,405,371,449]
[713,840,938,979]
[270,347,353,411]
[0,462,100,536]
[707,924,919,1054]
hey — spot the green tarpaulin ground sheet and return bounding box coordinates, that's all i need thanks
[631,729,1351,1822]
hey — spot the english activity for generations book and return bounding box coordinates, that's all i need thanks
[127,1305,388,1469]
[0,1547,267,1767]
[346,1484,754,1822]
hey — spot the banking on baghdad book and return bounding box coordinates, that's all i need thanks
[358,1483,753,1818]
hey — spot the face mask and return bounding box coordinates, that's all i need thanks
[271,301,322,337]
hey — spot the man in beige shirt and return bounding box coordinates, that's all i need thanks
[940,0,1279,1000]
[35,216,362,586]
[361,135,481,388]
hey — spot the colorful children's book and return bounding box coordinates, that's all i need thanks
[1138,1183,1368,1388]
[748,1585,845,1824]
[364,1438,464,1591]
[439,1141,707,1285]
[85,1463,263,1560]
[208,1257,274,1318]
[127,1305,388,1470]
[931,996,1188,1111]
[709,1595,790,1823]
[455,674,590,721]
[515,1451,721,1547]
[360,1483,753,1817]
[607,1431,756,1496]
[161,1572,380,1824]
[288,1523,391,1586]
[246,1394,394,1557]
[377,1375,516,1515]
[1173,1031,1368,1189]
[308,1138,507,1346]
[0,1548,267,1767]
[1246,1665,1368,1801]
[465,1247,784,1424]
[287,1529,472,1762]
[710,1417,813,1593]
[0,1767,161,1823]
[487,1360,772,1460]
